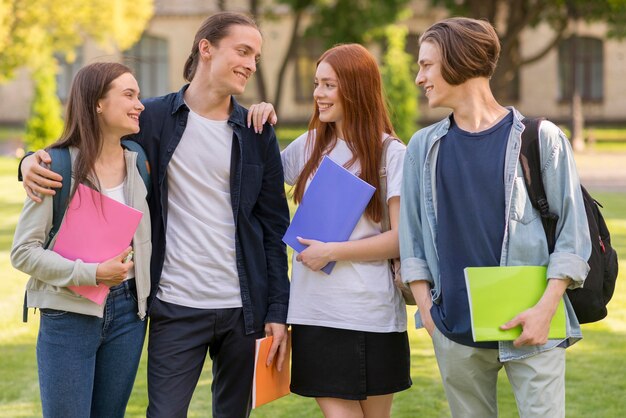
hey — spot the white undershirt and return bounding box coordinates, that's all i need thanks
[101,182,135,280]
[281,131,407,333]
[157,108,241,309]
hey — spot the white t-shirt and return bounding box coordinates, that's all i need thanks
[281,131,407,333]
[157,108,242,309]
[102,182,135,280]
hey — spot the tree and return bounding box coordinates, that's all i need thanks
[0,0,154,148]
[381,25,419,142]
[430,0,626,150]
[249,0,412,113]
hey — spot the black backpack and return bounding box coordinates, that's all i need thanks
[519,118,619,324]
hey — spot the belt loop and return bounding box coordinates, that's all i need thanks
[124,278,136,298]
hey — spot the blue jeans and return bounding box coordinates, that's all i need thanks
[37,280,147,418]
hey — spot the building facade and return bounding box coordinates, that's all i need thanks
[1,0,625,127]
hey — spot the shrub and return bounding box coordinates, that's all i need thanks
[381,25,418,143]
[25,63,63,150]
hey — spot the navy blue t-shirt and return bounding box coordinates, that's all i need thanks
[431,111,512,348]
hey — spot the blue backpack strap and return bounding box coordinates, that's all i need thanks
[24,147,70,322]
[121,140,151,200]
[45,147,71,249]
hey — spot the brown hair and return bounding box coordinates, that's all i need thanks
[419,17,501,85]
[183,12,259,82]
[293,44,395,223]
[50,62,133,197]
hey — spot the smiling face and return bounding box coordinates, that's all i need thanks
[96,72,144,138]
[314,61,345,136]
[415,41,454,109]
[202,24,262,96]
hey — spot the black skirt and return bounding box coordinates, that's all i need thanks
[290,324,412,400]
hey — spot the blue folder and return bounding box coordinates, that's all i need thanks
[283,156,376,274]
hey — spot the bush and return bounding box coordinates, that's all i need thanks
[381,25,419,143]
[25,63,63,151]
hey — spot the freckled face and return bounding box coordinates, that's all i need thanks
[314,61,344,135]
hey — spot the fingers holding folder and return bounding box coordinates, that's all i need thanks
[264,323,288,371]
[95,246,134,287]
[500,276,571,347]
[253,329,292,409]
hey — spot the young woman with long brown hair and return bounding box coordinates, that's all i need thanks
[281,43,411,418]
[11,62,151,418]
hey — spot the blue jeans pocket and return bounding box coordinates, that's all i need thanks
[39,308,69,318]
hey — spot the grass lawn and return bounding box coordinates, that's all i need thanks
[0,126,24,142]
[275,125,308,150]
[0,155,625,417]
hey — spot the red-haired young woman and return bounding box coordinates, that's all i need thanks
[281,44,411,418]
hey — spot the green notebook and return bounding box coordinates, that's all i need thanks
[464,266,566,342]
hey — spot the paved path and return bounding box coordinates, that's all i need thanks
[1,140,624,192]
[575,152,626,192]
[0,139,22,157]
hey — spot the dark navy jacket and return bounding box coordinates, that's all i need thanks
[127,85,290,334]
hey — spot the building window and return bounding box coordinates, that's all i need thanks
[295,38,324,103]
[125,34,169,99]
[56,49,84,102]
[558,36,603,102]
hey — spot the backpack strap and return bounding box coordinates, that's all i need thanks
[379,135,397,232]
[519,117,558,252]
[23,142,150,322]
[121,139,151,200]
[46,147,72,249]
[24,147,71,322]
[379,135,416,305]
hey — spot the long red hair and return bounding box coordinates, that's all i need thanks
[293,43,396,223]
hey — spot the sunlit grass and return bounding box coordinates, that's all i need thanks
[1,156,624,417]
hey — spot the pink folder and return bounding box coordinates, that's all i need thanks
[52,184,144,304]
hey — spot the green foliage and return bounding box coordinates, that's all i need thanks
[259,0,411,112]
[0,0,11,64]
[429,0,626,41]
[276,0,313,14]
[24,63,63,150]
[0,0,154,81]
[275,125,308,150]
[428,0,626,102]
[305,0,412,48]
[381,25,419,143]
[0,0,154,151]
[430,0,626,24]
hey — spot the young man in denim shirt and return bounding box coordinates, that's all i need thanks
[399,17,591,418]
[19,12,289,418]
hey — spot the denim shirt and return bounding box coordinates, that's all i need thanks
[126,85,290,335]
[399,107,591,361]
